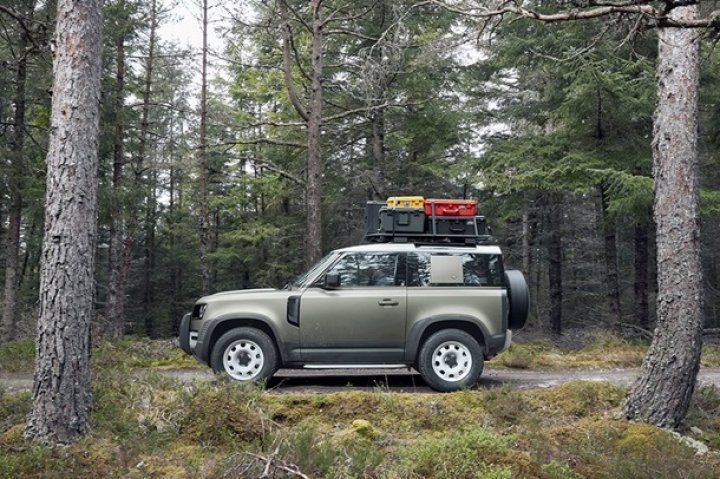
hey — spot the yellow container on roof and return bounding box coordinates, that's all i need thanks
[387,196,424,209]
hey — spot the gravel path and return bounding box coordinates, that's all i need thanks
[3,367,720,394]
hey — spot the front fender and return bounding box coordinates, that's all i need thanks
[194,313,286,365]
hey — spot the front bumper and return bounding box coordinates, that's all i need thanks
[178,313,197,354]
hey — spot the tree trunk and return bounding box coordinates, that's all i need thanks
[106,25,128,338]
[634,218,650,329]
[26,0,103,445]
[143,170,157,337]
[305,0,324,267]
[522,204,531,275]
[1,2,32,343]
[545,192,563,335]
[198,0,211,294]
[624,4,704,428]
[370,108,386,199]
[600,184,621,325]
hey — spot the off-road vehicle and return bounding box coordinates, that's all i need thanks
[179,237,529,392]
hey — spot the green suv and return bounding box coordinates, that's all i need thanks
[179,242,529,392]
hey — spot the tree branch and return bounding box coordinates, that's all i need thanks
[216,138,306,148]
[278,0,312,34]
[428,0,720,29]
[0,5,36,40]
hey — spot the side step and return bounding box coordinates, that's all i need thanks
[303,364,410,369]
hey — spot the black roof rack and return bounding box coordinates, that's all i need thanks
[364,232,497,246]
[363,200,497,246]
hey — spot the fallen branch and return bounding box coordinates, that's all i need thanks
[243,451,311,479]
[618,322,653,339]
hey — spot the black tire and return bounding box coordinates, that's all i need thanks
[417,329,484,392]
[505,270,530,330]
[210,327,278,384]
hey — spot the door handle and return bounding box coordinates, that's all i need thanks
[378,299,399,307]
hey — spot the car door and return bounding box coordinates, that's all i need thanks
[298,252,407,363]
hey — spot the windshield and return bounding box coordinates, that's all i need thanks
[289,252,339,289]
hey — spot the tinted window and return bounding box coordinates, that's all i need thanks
[325,253,405,287]
[408,252,504,287]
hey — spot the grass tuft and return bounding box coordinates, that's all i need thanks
[0,338,35,374]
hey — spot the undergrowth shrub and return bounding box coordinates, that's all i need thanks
[208,426,385,478]
[0,338,34,373]
[527,381,625,418]
[93,338,198,371]
[0,444,67,478]
[685,385,720,449]
[482,386,530,425]
[180,382,272,447]
[393,426,516,477]
[701,344,720,367]
[498,344,537,369]
[541,460,581,479]
[0,390,30,429]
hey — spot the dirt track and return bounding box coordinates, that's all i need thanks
[3,367,720,394]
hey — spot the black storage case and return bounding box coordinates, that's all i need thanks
[431,216,477,236]
[379,207,426,234]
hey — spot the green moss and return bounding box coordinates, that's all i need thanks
[392,427,517,477]
[93,338,200,371]
[527,381,625,418]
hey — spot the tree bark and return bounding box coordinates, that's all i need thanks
[198,0,211,294]
[26,0,103,445]
[278,0,325,267]
[305,0,324,267]
[106,18,128,338]
[624,4,704,428]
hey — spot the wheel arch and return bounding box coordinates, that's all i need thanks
[405,316,489,364]
[195,314,283,365]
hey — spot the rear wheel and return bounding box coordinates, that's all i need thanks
[417,329,484,392]
[210,327,278,384]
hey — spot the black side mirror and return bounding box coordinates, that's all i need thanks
[324,273,341,289]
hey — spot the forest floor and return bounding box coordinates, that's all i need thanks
[3,333,720,478]
[4,366,720,394]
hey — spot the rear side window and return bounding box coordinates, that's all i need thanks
[408,252,504,287]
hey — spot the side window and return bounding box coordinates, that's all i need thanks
[326,253,405,287]
[408,252,504,287]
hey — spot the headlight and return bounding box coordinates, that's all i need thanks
[193,303,208,319]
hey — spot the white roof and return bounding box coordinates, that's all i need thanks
[335,242,503,255]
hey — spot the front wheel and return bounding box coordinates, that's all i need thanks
[417,329,484,392]
[210,327,278,384]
